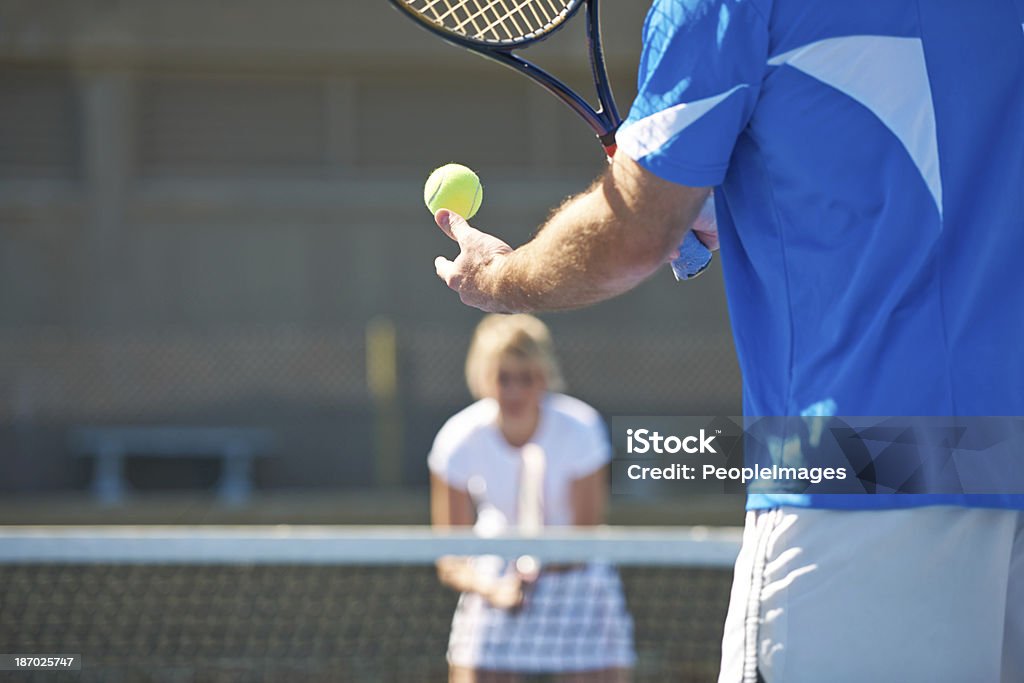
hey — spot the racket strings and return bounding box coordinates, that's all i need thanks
[459,0,498,40]
[401,0,575,44]
[487,0,526,39]
[479,0,547,39]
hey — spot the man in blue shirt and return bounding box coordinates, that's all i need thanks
[431,1,1024,680]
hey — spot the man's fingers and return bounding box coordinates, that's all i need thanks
[434,209,472,242]
[434,209,456,240]
[693,228,720,252]
[435,256,455,285]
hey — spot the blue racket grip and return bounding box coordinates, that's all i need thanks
[670,231,713,281]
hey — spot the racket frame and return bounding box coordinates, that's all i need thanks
[387,0,621,153]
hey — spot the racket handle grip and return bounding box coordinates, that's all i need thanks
[603,136,712,280]
[671,231,713,281]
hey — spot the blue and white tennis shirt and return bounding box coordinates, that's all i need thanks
[618,0,1024,510]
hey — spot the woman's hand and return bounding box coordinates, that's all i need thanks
[436,555,525,610]
[436,555,477,588]
[482,574,525,610]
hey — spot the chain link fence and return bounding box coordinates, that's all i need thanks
[0,324,741,493]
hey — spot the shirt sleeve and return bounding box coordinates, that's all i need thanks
[565,417,613,480]
[427,419,474,490]
[617,0,771,187]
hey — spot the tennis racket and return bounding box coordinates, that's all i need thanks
[387,0,713,281]
[517,442,545,536]
[514,443,545,584]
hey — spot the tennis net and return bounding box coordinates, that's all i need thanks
[0,526,741,682]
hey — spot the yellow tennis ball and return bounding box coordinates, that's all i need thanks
[424,163,483,219]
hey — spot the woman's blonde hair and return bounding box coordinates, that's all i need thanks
[465,314,565,399]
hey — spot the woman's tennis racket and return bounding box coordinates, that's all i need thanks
[387,0,713,281]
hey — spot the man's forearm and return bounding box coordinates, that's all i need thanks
[487,157,709,312]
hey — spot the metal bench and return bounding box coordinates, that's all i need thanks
[70,427,276,505]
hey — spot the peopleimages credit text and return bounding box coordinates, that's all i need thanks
[625,463,848,485]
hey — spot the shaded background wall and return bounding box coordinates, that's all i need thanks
[0,0,741,497]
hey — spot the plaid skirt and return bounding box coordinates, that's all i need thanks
[447,560,636,672]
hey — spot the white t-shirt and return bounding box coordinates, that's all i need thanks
[428,393,611,527]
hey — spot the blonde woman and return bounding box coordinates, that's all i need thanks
[429,314,635,683]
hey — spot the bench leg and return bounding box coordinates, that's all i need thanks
[219,447,253,505]
[94,447,125,505]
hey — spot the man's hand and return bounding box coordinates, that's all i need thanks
[433,210,514,312]
[691,195,720,251]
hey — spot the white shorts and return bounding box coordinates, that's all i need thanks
[719,506,1024,683]
[448,561,636,673]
